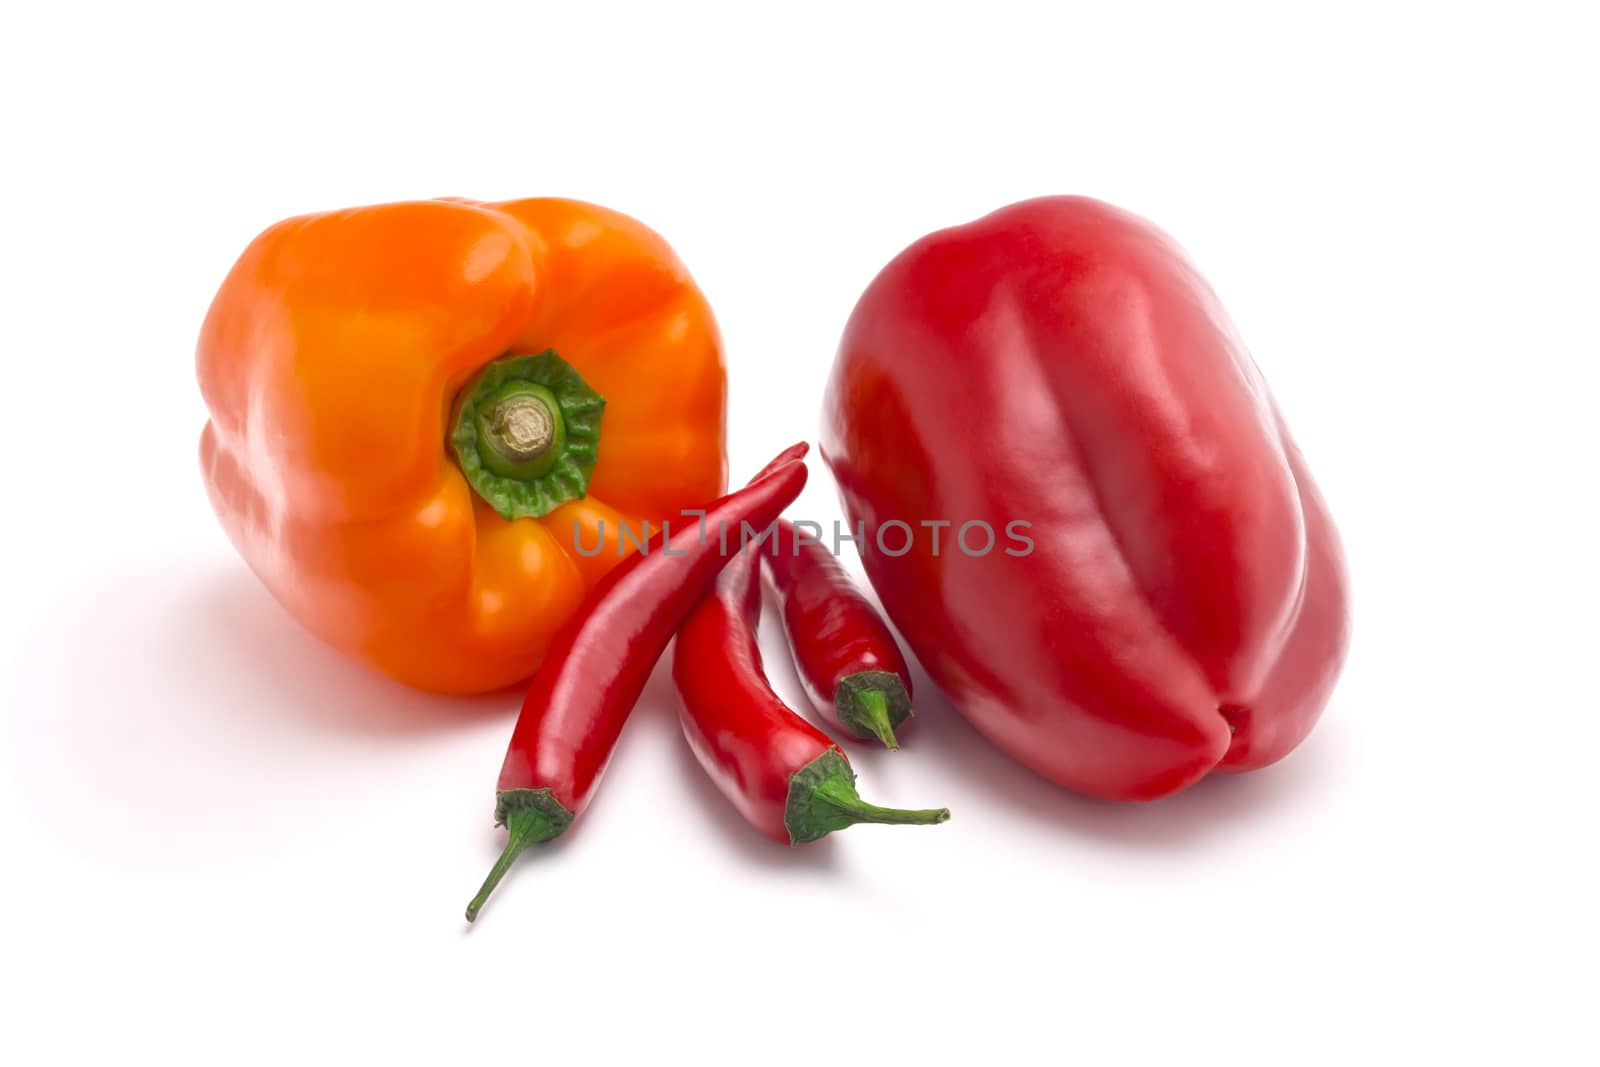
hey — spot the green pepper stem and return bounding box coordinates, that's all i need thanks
[478,384,561,476]
[449,351,605,521]
[834,671,913,749]
[850,688,900,750]
[463,789,574,923]
[810,777,949,826]
[783,747,950,844]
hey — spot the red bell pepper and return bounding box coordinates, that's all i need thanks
[821,196,1350,801]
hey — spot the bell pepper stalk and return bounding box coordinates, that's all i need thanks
[449,351,603,519]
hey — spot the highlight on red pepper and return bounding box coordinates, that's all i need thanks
[822,195,1351,801]
[197,197,727,694]
[674,542,950,844]
[465,445,809,923]
[765,519,915,749]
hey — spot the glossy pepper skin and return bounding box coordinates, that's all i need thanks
[198,197,726,694]
[466,445,809,922]
[765,519,915,749]
[674,544,949,844]
[822,196,1350,801]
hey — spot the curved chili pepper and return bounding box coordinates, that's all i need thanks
[765,519,915,749]
[674,543,949,845]
[465,443,809,922]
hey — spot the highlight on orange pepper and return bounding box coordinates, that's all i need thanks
[197,197,728,693]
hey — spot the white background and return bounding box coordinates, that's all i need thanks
[3,2,1597,1063]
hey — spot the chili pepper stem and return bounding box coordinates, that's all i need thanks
[835,671,913,750]
[464,788,574,923]
[851,689,900,750]
[784,748,949,844]
[811,778,949,826]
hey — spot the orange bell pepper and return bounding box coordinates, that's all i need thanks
[198,197,727,693]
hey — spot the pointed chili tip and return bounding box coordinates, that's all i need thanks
[749,441,811,482]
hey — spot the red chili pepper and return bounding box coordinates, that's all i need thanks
[822,196,1351,800]
[765,519,914,749]
[465,443,809,922]
[673,542,950,844]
